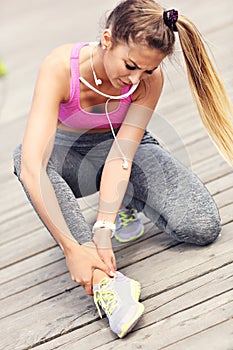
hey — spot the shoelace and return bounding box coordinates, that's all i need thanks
[117,208,137,227]
[93,278,118,318]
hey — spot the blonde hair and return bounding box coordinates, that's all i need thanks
[106,0,233,165]
[176,15,233,165]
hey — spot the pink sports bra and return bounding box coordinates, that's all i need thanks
[58,42,133,129]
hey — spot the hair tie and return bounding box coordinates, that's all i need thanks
[163,9,178,32]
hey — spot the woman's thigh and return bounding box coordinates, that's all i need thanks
[125,133,221,245]
[49,144,99,198]
[50,130,113,198]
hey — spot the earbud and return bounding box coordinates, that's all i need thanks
[90,45,103,86]
[93,72,102,86]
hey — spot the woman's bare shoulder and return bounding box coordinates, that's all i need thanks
[34,44,77,103]
[41,43,76,69]
[38,44,77,90]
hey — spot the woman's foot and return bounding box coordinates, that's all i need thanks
[93,271,144,338]
[114,207,144,243]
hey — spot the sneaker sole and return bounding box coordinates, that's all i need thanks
[131,279,141,302]
[118,303,145,338]
[114,227,145,243]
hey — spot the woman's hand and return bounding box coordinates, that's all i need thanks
[93,228,117,274]
[63,240,113,295]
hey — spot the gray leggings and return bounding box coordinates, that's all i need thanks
[13,129,221,246]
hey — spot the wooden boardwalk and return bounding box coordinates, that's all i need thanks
[1,0,233,349]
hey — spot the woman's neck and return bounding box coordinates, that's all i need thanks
[79,43,122,96]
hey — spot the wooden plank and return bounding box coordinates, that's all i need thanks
[0,283,97,350]
[192,154,232,183]
[0,167,15,184]
[214,187,233,208]
[0,267,77,319]
[172,137,218,166]
[0,175,22,195]
[1,223,233,349]
[25,263,233,350]
[0,246,63,285]
[93,294,233,350]
[0,258,67,301]
[163,319,233,350]
[149,112,206,156]
[0,213,153,268]
[0,210,43,245]
[0,173,32,213]
[0,196,30,224]
[219,203,233,226]
[0,218,155,285]
[0,193,28,217]
[0,199,95,245]
[0,225,164,300]
[0,189,100,245]
[206,173,233,196]
[0,228,56,268]
[123,222,233,300]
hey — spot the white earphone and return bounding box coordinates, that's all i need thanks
[80,43,140,170]
[90,44,102,86]
[79,77,139,99]
[79,77,139,170]
[93,71,102,86]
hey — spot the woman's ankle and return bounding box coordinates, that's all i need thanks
[93,269,110,285]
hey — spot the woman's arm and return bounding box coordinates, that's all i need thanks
[20,47,112,294]
[98,68,163,222]
[93,68,164,265]
[21,48,73,248]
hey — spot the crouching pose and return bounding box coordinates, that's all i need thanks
[13,0,233,338]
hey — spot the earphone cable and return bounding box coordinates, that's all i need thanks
[105,98,129,169]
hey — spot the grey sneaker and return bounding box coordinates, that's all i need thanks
[114,207,144,243]
[93,272,144,338]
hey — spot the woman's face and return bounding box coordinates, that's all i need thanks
[103,41,166,88]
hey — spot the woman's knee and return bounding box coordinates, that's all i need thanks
[169,208,222,246]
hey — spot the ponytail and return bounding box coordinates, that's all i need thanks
[106,1,233,164]
[176,15,233,165]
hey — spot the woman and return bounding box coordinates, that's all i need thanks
[13,0,233,338]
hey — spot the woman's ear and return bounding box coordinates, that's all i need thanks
[101,29,113,50]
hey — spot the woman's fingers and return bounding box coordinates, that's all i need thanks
[94,258,112,276]
[84,281,93,295]
[100,251,116,274]
[67,242,117,294]
[112,254,117,271]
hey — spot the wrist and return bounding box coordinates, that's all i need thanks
[59,236,81,255]
[92,220,116,237]
[93,228,113,249]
